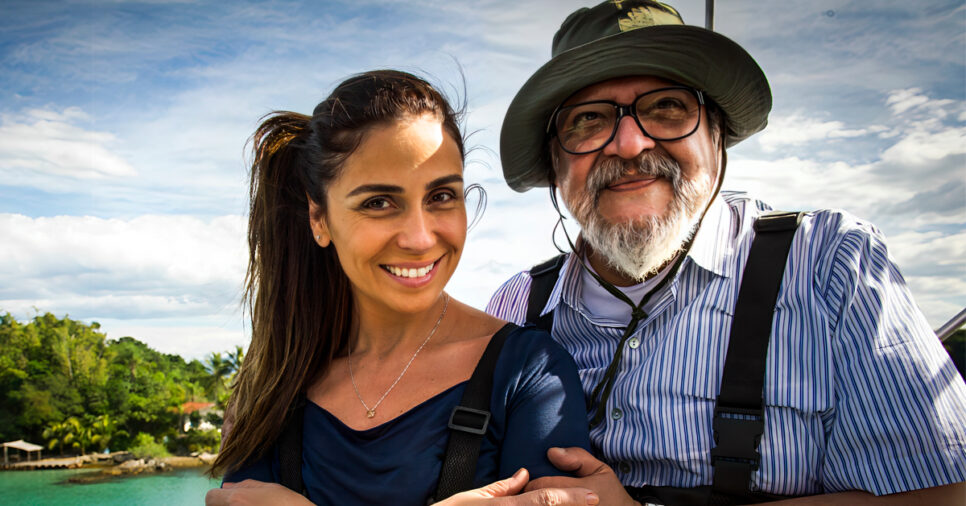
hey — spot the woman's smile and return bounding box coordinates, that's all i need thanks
[381,256,442,286]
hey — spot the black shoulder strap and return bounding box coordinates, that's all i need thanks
[709,211,804,504]
[526,254,567,331]
[432,323,516,501]
[278,395,306,496]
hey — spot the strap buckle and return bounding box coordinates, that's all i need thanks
[754,211,802,232]
[448,406,490,435]
[710,402,764,469]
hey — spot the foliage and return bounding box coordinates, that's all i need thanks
[128,432,170,459]
[0,312,239,455]
[204,345,244,407]
[169,428,221,455]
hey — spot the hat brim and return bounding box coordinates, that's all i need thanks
[500,24,771,192]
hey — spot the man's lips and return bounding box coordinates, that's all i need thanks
[604,175,660,192]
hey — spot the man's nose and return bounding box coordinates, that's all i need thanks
[396,208,436,251]
[602,114,656,159]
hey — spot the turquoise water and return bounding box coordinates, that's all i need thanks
[0,468,220,505]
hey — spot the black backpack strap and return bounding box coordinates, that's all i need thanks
[709,211,804,504]
[432,323,516,502]
[526,254,567,331]
[278,395,306,496]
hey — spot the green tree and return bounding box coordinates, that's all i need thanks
[0,311,229,453]
[42,417,79,456]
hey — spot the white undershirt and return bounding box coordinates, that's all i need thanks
[578,256,677,325]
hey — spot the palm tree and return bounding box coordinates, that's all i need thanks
[204,352,232,400]
[88,414,125,452]
[43,417,81,456]
[226,345,244,380]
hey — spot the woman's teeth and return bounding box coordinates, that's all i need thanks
[385,262,435,278]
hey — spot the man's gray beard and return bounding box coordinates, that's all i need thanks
[567,152,713,282]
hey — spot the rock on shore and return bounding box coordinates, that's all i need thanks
[65,452,217,483]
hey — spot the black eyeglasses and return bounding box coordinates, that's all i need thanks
[549,86,705,155]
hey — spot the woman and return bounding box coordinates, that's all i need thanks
[207,70,592,505]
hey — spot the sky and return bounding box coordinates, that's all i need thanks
[1,0,964,360]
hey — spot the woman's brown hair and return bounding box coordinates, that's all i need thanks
[211,70,465,476]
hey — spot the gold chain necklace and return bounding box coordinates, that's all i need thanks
[347,294,449,418]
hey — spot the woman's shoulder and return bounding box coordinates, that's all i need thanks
[496,324,579,382]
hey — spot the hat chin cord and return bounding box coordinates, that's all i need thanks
[545,146,725,429]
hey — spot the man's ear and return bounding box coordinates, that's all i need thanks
[307,197,331,248]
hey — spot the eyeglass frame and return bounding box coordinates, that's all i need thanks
[547,86,706,155]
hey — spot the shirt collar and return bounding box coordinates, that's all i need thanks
[539,193,741,317]
[685,193,739,279]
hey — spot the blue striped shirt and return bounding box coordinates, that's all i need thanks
[487,191,966,496]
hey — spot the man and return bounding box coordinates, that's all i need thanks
[487,1,966,504]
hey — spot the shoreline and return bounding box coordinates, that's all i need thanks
[2,451,216,481]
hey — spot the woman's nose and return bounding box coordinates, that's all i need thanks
[396,208,436,251]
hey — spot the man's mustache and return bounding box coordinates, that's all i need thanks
[588,152,681,201]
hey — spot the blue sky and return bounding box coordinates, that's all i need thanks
[1,0,963,359]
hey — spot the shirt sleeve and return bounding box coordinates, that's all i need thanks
[485,271,532,325]
[492,327,592,480]
[816,213,966,494]
[222,447,278,485]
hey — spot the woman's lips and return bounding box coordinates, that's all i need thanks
[605,176,659,192]
[380,257,442,287]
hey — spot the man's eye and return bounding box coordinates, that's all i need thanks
[654,98,686,110]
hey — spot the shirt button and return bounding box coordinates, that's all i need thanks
[611,408,623,420]
[628,337,640,349]
[619,462,631,474]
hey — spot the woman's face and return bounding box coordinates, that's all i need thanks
[309,113,466,316]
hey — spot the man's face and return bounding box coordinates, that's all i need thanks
[553,75,720,283]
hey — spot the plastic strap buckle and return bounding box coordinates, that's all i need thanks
[709,403,764,469]
[448,406,490,435]
[754,211,802,232]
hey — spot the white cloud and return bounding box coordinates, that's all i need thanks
[879,126,966,167]
[757,113,885,152]
[0,213,247,321]
[0,107,136,184]
[885,88,931,115]
[93,318,247,361]
[886,229,966,329]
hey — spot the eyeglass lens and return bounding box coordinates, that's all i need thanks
[554,87,701,154]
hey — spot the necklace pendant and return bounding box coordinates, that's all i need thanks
[366,409,376,418]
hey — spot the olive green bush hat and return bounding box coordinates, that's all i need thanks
[500,0,771,192]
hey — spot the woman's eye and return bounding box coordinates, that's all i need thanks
[362,197,393,210]
[428,190,458,205]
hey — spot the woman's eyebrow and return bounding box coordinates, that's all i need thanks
[426,174,463,190]
[346,184,403,197]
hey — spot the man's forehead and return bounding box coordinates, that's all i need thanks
[563,75,680,106]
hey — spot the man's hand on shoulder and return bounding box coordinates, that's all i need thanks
[525,447,640,506]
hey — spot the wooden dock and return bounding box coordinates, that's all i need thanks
[2,456,85,470]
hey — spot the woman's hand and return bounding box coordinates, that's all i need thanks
[206,480,314,506]
[435,468,599,505]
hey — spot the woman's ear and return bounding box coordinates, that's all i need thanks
[307,197,331,248]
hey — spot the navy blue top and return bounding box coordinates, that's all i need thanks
[225,326,591,505]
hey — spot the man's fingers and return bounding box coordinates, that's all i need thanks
[546,447,610,478]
